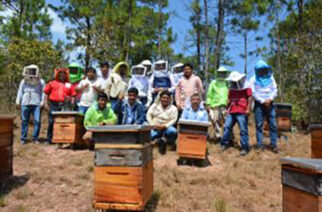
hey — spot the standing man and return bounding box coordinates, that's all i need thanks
[16,65,45,145]
[105,61,130,108]
[175,63,204,112]
[100,61,110,85]
[250,60,279,153]
[68,63,84,110]
[206,66,230,141]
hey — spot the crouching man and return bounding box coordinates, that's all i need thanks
[83,92,117,149]
[147,90,178,154]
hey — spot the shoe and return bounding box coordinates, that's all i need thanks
[271,146,279,154]
[254,145,264,151]
[33,140,40,144]
[240,149,249,156]
[170,144,177,151]
[158,138,166,155]
[21,140,26,145]
[220,145,228,152]
[55,144,63,150]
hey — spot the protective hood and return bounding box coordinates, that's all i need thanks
[141,60,152,77]
[68,63,83,84]
[131,64,146,77]
[112,61,130,77]
[226,71,246,90]
[153,60,169,78]
[171,63,184,74]
[216,66,229,81]
[23,64,39,78]
[54,68,69,82]
[254,60,273,86]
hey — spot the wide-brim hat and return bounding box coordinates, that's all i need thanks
[226,71,245,82]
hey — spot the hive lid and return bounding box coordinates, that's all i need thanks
[178,119,211,127]
[280,157,322,172]
[52,111,83,116]
[274,103,292,107]
[88,125,153,132]
[308,124,322,130]
[0,115,16,120]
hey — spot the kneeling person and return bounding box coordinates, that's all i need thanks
[113,87,146,125]
[83,92,117,148]
[147,90,178,154]
[181,93,209,122]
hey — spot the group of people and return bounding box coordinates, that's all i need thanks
[16,59,278,155]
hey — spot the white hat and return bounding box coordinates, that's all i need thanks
[131,64,146,76]
[172,63,184,68]
[217,66,228,72]
[226,71,245,82]
[153,60,168,72]
[141,60,152,66]
[23,64,39,77]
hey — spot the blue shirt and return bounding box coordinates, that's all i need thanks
[125,102,136,124]
[181,106,209,122]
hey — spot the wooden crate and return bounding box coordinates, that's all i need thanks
[264,103,292,132]
[52,112,86,144]
[310,125,322,158]
[0,115,15,180]
[93,161,153,211]
[281,157,322,212]
[177,120,210,160]
[94,144,153,167]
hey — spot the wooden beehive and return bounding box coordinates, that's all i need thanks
[177,119,210,159]
[0,115,15,180]
[52,112,86,144]
[264,103,292,132]
[281,157,322,212]
[310,124,322,158]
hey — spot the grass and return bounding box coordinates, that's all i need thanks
[213,199,229,212]
[0,194,6,207]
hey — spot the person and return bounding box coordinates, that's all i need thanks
[76,67,105,114]
[147,90,178,154]
[128,64,152,109]
[113,87,146,125]
[68,63,84,110]
[206,66,230,141]
[221,71,252,156]
[16,65,45,145]
[44,68,76,144]
[105,61,130,108]
[170,63,184,87]
[249,60,279,153]
[150,60,175,100]
[181,93,209,122]
[175,63,204,112]
[83,92,117,148]
[99,61,110,85]
[141,59,153,80]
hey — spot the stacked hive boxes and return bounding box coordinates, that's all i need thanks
[89,125,153,211]
[0,115,15,181]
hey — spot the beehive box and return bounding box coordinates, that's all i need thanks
[177,119,210,159]
[52,112,86,144]
[0,115,15,180]
[281,157,322,212]
[309,124,322,158]
[264,103,292,132]
[93,143,153,211]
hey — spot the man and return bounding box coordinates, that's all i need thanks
[141,59,153,80]
[44,68,76,144]
[221,71,252,156]
[113,87,146,125]
[249,60,279,153]
[68,63,83,110]
[147,90,178,154]
[83,92,117,148]
[181,93,209,122]
[175,63,204,111]
[128,64,152,109]
[105,61,130,108]
[170,63,184,87]
[100,61,110,85]
[16,65,45,145]
[77,67,105,114]
[206,66,230,141]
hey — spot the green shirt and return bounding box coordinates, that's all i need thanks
[84,103,117,128]
[206,79,228,107]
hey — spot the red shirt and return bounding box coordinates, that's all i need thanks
[44,80,76,103]
[228,88,252,114]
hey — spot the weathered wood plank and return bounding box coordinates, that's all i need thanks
[0,133,13,148]
[93,131,150,144]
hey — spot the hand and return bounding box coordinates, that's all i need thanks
[16,104,21,110]
[245,108,250,116]
[155,125,166,131]
[263,99,272,108]
[92,85,100,92]
[118,92,124,100]
[44,104,49,111]
[206,106,211,113]
[83,84,89,89]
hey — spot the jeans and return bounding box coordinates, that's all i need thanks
[21,105,41,142]
[78,106,89,115]
[221,113,249,150]
[110,98,118,110]
[151,126,177,145]
[254,101,278,148]
[47,101,64,143]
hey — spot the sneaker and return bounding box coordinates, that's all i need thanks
[271,146,279,154]
[20,140,26,145]
[240,149,249,156]
[158,138,166,155]
[254,144,264,151]
[33,140,40,144]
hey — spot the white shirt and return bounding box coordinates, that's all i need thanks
[78,77,105,107]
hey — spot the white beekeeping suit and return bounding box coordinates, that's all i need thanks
[141,59,152,80]
[170,63,184,86]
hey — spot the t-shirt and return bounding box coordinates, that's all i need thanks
[44,80,76,103]
[77,78,105,107]
[228,88,252,114]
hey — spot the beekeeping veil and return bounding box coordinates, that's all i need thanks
[171,63,184,85]
[141,60,152,77]
[216,66,229,81]
[152,60,168,78]
[226,71,246,90]
[130,64,149,93]
[23,64,40,86]
[68,63,83,84]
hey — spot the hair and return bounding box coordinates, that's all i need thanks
[100,61,109,68]
[97,92,109,101]
[190,93,201,100]
[85,67,96,74]
[160,90,171,98]
[127,87,139,95]
[182,62,193,70]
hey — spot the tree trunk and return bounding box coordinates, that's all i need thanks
[158,2,162,58]
[214,0,225,70]
[85,16,91,67]
[244,31,247,74]
[203,0,209,88]
[275,2,283,101]
[298,0,303,32]
[125,0,132,63]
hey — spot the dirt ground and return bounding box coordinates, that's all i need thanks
[0,116,311,212]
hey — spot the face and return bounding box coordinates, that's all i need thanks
[101,65,109,76]
[160,94,170,107]
[69,67,79,75]
[119,65,127,76]
[155,63,166,72]
[257,68,270,77]
[87,70,96,80]
[26,68,37,76]
[174,66,183,74]
[191,95,201,110]
[183,66,192,77]
[58,72,67,82]
[98,98,108,110]
[128,92,137,105]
